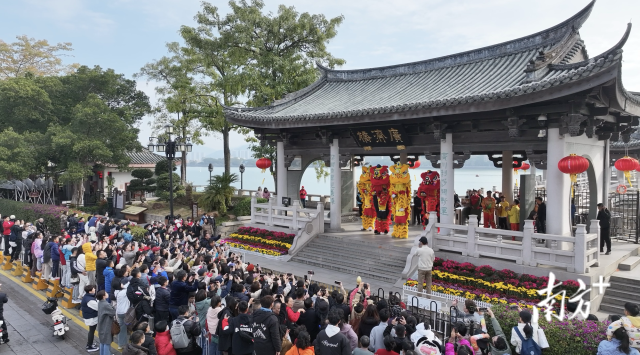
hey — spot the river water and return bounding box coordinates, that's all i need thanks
[186,166,540,195]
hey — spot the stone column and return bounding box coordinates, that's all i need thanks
[330,138,342,231]
[400,153,408,164]
[276,141,287,206]
[502,151,513,203]
[546,128,570,237]
[440,133,454,232]
[341,160,354,214]
[603,140,611,203]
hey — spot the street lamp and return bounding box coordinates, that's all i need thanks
[148,124,192,223]
[208,163,213,185]
[239,163,245,190]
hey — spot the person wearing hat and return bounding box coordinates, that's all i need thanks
[416,237,435,295]
[300,186,307,208]
[510,309,549,354]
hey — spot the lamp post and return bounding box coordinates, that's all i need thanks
[208,163,213,185]
[148,124,192,223]
[239,163,245,190]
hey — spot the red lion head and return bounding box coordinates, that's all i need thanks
[418,170,440,197]
[370,165,390,195]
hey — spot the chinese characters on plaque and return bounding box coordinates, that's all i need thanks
[350,126,411,151]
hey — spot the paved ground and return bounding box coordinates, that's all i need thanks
[0,272,121,355]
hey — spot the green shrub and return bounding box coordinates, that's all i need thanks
[233,197,252,216]
[130,225,147,242]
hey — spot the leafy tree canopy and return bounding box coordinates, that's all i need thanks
[0,35,79,79]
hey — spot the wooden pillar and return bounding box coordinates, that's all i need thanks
[330,138,342,231]
[502,151,513,203]
[440,133,454,232]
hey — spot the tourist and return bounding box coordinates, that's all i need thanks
[335,308,358,351]
[262,187,271,199]
[279,325,294,355]
[61,238,74,288]
[535,197,546,234]
[221,300,254,355]
[597,203,612,255]
[375,335,400,355]
[510,310,549,354]
[41,235,53,279]
[253,295,282,355]
[383,320,409,354]
[481,191,496,228]
[370,308,390,351]
[2,215,14,256]
[218,296,239,355]
[154,320,177,355]
[412,191,422,226]
[134,322,158,355]
[172,305,202,355]
[315,309,351,355]
[599,325,640,355]
[81,284,100,352]
[84,242,98,286]
[115,281,131,351]
[468,309,512,354]
[8,218,24,263]
[508,199,521,232]
[256,187,263,197]
[445,323,471,355]
[300,186,307,208]
[123,330,150,355]
[496,196,510,230]
[297,298,320,341]
[169,270,198,320]
[285,327,314,355]
[60,210,68,232]
[416,237,435,295]
[607,302,640,350]
[97,290,116,355]
[469,190,482,226]
[358,305,380,338]
[127,268,154,323]
[355,336,373,355]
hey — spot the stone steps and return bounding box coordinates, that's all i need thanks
[289,256,399,284]
[600,274,640,315]
[309,238,410,257]
[599,302,626,315]
[294,251,404,275]
[296,249,402,269]
[619,256,640,271]
[604,289,640,303]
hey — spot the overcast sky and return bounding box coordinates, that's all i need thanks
[2,0,639,151]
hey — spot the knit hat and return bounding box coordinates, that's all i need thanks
[356,276,362,285]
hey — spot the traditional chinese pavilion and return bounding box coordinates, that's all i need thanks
[225,1,639,236]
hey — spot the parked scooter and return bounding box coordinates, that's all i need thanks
[42,297,69,339]
[0,319,4,344]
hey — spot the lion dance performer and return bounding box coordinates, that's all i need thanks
[389,161,411,239]
[357,165,375,231]
[417,170,440,228]
[370,165,391,235]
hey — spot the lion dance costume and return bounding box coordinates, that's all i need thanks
[389,161,411,239]
[417,170,440,227]
[357,165,376,231]
[370,165,391,235]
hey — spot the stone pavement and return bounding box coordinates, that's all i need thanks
[0,272,121,355]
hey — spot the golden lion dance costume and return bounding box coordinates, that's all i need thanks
[417,170,440,228]
[357,165,376,231]
[370,165,391,235]
[389,161,411,239]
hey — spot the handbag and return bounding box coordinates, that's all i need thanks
[111,317,121,336]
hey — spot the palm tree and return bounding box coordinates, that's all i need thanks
[199,172,238,214]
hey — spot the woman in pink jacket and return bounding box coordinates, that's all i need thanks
[445,324,472,355]
[207,295,223,355]
[31,232,44,277]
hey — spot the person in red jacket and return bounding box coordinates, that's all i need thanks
[2,215,15,256]
[285,295,305,323]
[154,320,177,355]
[299,186,307,208]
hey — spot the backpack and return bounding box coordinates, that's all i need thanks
[23,233,34,251]
[124,303,139,331]
[513,326,542,355]
[171,318,191,349]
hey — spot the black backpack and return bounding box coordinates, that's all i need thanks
[23,232,34,250]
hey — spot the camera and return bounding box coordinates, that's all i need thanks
[334,281,341,285]
[307,270,314,275]
[479,307,488,312]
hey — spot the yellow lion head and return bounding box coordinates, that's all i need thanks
[359,164,371,183]
[390,161,410,185]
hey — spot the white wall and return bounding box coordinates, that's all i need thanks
[565,135,605,202]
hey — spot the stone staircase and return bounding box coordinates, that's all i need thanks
[600,256,640,315]
[289,234,408,284]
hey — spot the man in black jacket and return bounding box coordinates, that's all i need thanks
[173,305,201,355]
[0,283,8,344]
[221,300,254,355]
[253,295,281,355]
[297,298,319,342]
[95,251,108,292]
[535,197,546,233]
[597,203,612,255]
[154,276,171,324]
[315,309,351,355]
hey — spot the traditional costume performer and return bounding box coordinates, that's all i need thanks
[370,165,391,235]
[357,165,375,231]
[417,170,440,227]
[389,161,411,239]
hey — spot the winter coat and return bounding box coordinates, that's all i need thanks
[122,343,150,355]
[154,330,177,355]
[142,332,158,355]
[0,292,8,319]
[169,280,198,307]
[217,307,235,352]
[358,316,379,338]
[103,267,115,294]
[97,299,116,344]
[51,242,60,261]
[82,243,97,271]
[123,250,138,266]
[297,307,320,341]
[195,298,210,330]
[81,293,98,326]
[154,286,171,312]
[286,346,315,355]
[445,338,471,355]
[96,258,108,286]
[43,241,53,263]
[172,315,201,354]
[315,324,351,355]
[253,309,282,355]
[607,315,640,349]
[207,305,222,336]
[221,313,254,355]
[340,323,359,351]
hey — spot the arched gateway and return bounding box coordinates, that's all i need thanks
[225,1,640,236]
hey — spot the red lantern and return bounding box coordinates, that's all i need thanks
[558,154,589,196]
[615,156,639,187]
[410,160,421,169]
[520,162,531,171]
[256,157,272,173]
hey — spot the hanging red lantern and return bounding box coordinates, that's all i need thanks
[615,156,639,187]
[410,160,421,169]
[256,157,272,173]
[520,162,531,171]
[558,154,589,196]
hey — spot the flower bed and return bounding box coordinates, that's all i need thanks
[405,258,579,305]
[223,227,296,256]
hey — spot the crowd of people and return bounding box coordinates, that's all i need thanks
[0,210,639,355]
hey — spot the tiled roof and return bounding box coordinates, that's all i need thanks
[225,2,610,126]
[126,149,165,165]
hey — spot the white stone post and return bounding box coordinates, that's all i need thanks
[428,211,439,250]
[291,203,298,230]
[590,219,601,265]
[267,197,274,226]
[574,224,587,273]
[467,216,477,257]
[276,141,287,206]
[546,128,570,240]
[330,138,342,231]
[502,151,513,202]
[440,133,454,234]
[318,203,325,234]
[603,140,611,202]
[523,219,535,266]
[250,195,256,224]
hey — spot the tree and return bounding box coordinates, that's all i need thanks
[155,172,183,201]
[199,172,238,214]
[313,161,330,182]
[0,128,40,179]
[128,169,156,201]
[0,35,79,79]
[155,159,177,176]
[0,75,55,134]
